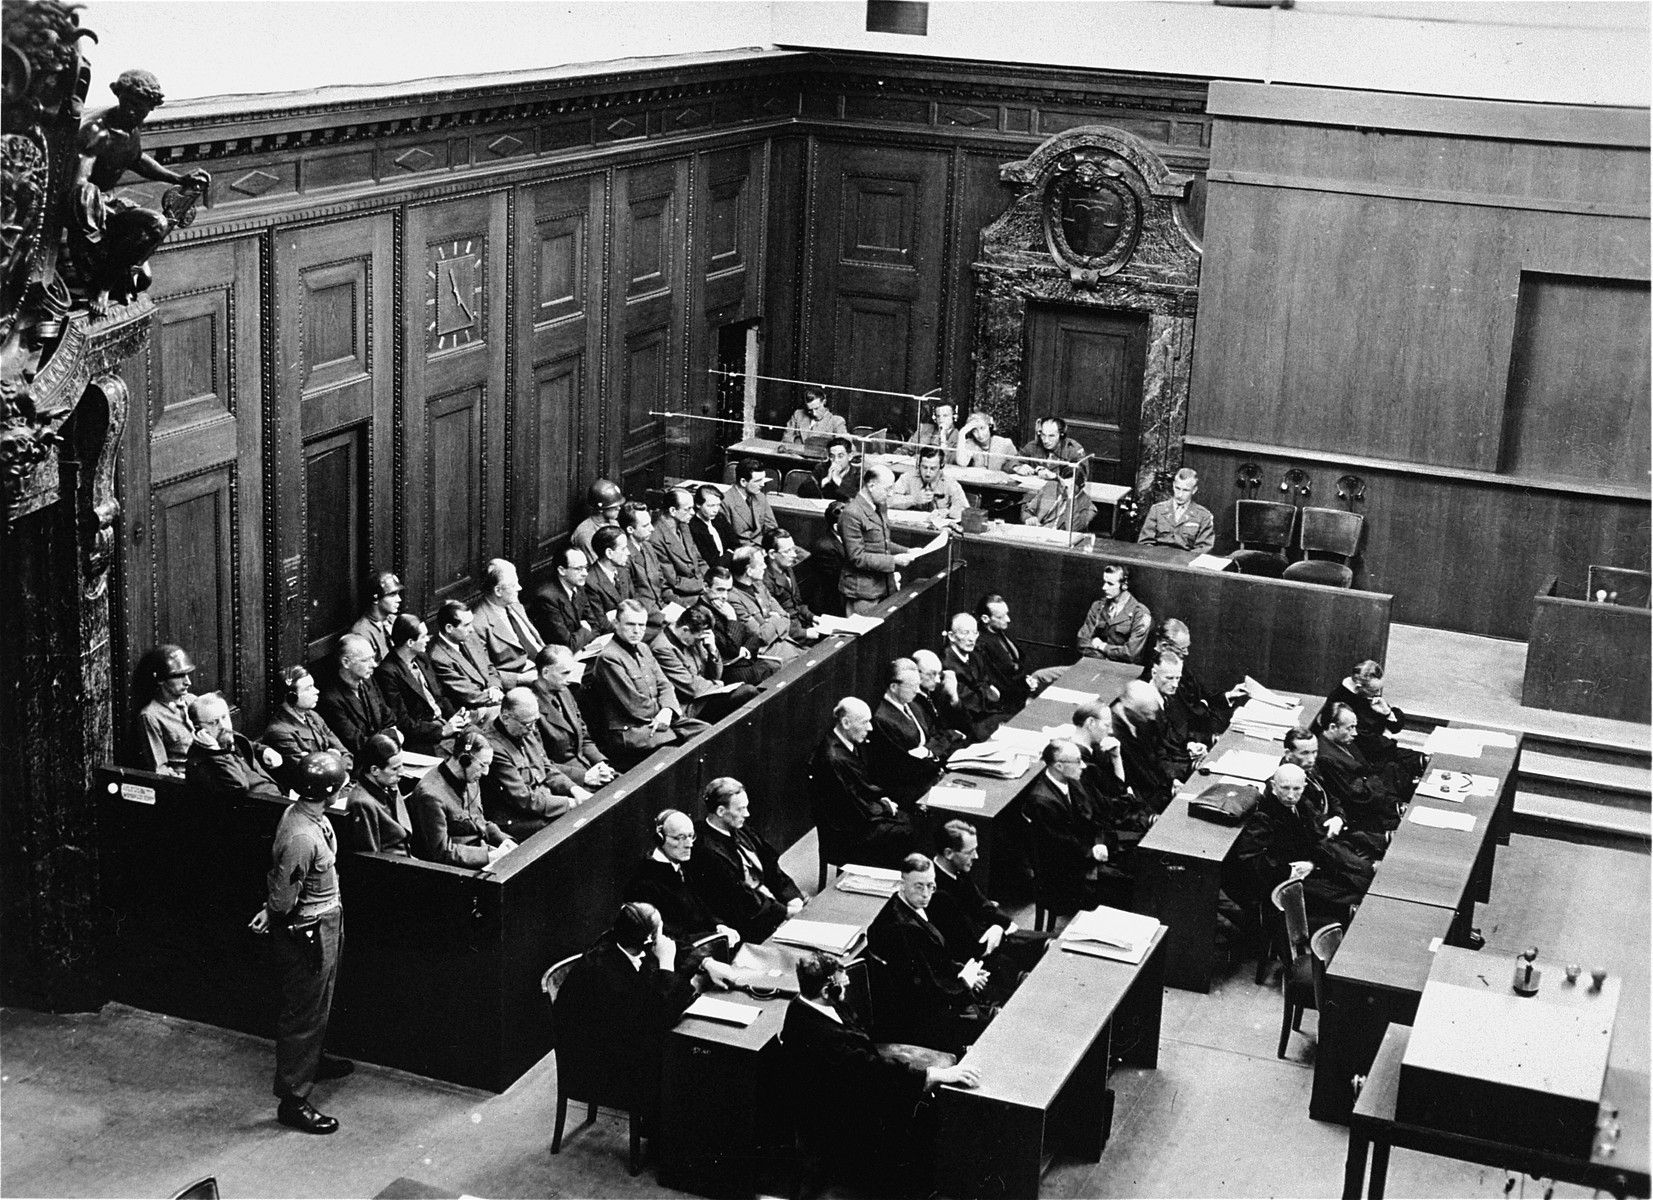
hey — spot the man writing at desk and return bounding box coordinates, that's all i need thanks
[1012,416,1087,479]
[784,386,850,444]
[1136,467,1215,554]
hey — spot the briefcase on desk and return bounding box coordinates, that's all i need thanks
[1188,781,1261,825]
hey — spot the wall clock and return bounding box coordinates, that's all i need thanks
[426,239,483,352]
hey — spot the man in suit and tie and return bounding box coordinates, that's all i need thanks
[696,566,775,686]
[809,697,918,870]
[342,733,412,855]
[317,634,405,757]
[262,665,355,793]
[723,458,780,549]
[348,570,403,663]
[650,487,709,605]
[929,819,1048,1000]
[686,777,804,944]
[838,464,918,616]
[471,557,545,689]
[1140,618,1244,744]
[689,483,736,570]
[375,614,470,755]
[941,612,1009,740]
[761,528,817,640]
[425,600,505,724]
[584,525,638,632]
[867,854,993,1055]
[1023,739,1134,919]
[590,599,709,766]
[531,644,617,789]
[529,547,599,652]
[622,502,673,615]
[869,657,946,807]
[975,594,1065,712]
[625,808,742,947]
[1071,700,1154,845]
[1317,703,1407,846]
[1109,680,1175,816]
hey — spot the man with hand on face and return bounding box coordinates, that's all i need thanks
[810,697,918,869]
[349,570,404,664]
[913,401,961,456]
[914,648,975,751]
[815,435,862,502]
[186,692,285,803]
[696,565,776,686]
[626,808,742,948]
[262,665,354,794]
[1077,564,1153,663]
[531,644,618,790]
[1136,467,1215,554]
[471,557,546,688]
[482,687,587,841]
[888,446,967,525]
[686,777,805,944]
[530,547,600,653]
[1316,658,1424,781]
[591,599,709,764]
[867,854,993,1055]
[649,605,759,724]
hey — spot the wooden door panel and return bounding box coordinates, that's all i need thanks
[532,356,581,564]
[303,430,365,657]
[153,469,235,699]
[834,294,913,431]
[425,387,483,603]
[1026,304,1146,488]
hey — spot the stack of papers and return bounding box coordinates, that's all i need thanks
[683,995,762,1027]
[574,633,612,661]
[946,741,1033,779]
[1408,806,1477,833]
[1189,553,1236,572]
[1204,748,1283,784]
[1421,726,1516,759]
[991,725,1050,755]
[1059,905,1162,965]
[836,864,903,896]
[926,784,987,811]
[1229,700,1305,741]
[1414,769,1497,802]
[771,919,862,954]
[813,613,884,637]
[1041,686,1099,706]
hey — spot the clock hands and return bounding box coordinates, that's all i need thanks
[448,268,474,322]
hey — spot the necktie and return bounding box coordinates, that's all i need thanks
[736,836,775,900]
[412,661,442,718]
[509,604,543,653]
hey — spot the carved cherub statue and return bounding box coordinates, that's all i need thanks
[68,69,210,313]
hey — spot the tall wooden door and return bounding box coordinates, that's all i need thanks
[272,214,396,670]
[118,236,266,729]
[1024,303,1146,488]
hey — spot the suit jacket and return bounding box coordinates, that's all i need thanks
[1016,434,1088,474]
[553,939,696,1126]
[1023,773,1114,914]
[723,485,779,547]
[471,596,545,684]
[1231,784,1373,911]
[626,854,721,942]
[482,719,575,833]
[534,679,607,770]
[260,703,353,792]
[1137,499,1216,554]
[694,597,773,684]
[690,511,736,570]
[529,581,597,652]
[783,409,850,443]
[409,761,503,868]
[1316,681,1409,764]
[809,733,914,869]
[1316,734,1402,835]
[650,514,708,603]
[867,895,973,1048]
[592,637,676,732]
[583,562,635,631]
[344,775,411,855]
[628,537,674,611]
[781,998,927,1157]
[918,685,975,749]
[427,633,505,710]
[1080,739,1154,837]
[317,675,402,758]
[349,612,393,663]
[764,558,815,636]
[1139,658,1234,742]
[375,650,455,754]
[1077,592,1153,662]
[1109,699,1175,815]
[976,626,1031,710]
[686,819,802,943]
[869,696,944,806]
[730,578,792,649]
[185,733,285,804]
[942,646,1008,739]
[649,625,724,704]
[929,861,1012,963]
[1021,479,1096,531]
[837,491,899,603]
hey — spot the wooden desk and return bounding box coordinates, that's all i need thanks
[1345,1024,1650,1200]
[934,927,1167,1200]
[1522,575,1652,724]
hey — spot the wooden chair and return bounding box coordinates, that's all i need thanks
[805,767,855,890]
[1309,922,1344,1019]
[1282,507,1364,588]
[1228,500,1297,578]
[782,469,822,498]
[1020,809,1073,933]
[1270,879,1315,1058]
[544,953,644,1176]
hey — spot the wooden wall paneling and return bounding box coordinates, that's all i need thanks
[516,172,607,573]
[1183,443,1653,638]
[610,158,689,499]
[118,236,266,727]
[943,150,1020,408]
[272,214,396,673]
[1522,590,1652,724]
[402,194,510,606]
[760,135,811,431]
[807,142,949,435]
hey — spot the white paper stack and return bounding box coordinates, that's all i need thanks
[836,864,903,896]
[813,613,884,637]
[1189,553,1235,572]
[1422,727,1510,759]
[1409,806,1477,833]
[683,995,762,1026]
[771,919,863,954]
[1205,748,1284,784]
[1229,700,1305,742]
[1041,686,1099,705]
[1059,905,1163,965]
[992,725,1050,754]
[946,741,1033,779]
[926,784,988,811]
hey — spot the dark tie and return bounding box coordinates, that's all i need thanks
[508,603,543,654]
[411,662,443,718]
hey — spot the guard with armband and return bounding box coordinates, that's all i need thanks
[248,750,354,1134]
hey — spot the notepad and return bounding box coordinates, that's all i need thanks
[684,996,762,1027]
[1041,686,1099,705]
[926,785,987,811]
[771,919,862,954]
[1409,805,1476,832]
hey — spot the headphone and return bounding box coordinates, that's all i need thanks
[281,665,308,706]
[654,808,687,844]
[454,728,488,769]
[1106,563,1132,589]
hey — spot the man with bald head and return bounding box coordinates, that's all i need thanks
[1231,760,1373,930]
[809,697,918,869]
[838,462,919,615]
[482,687,587,840]
[185,692,286,803]
[1109,679,1174,814]
[318,633,405,756]
[942,612,1009,740]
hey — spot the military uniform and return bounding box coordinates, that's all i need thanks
[266,802,343,1103]
[1136,499,1216,554]
[1076,592,1153,662]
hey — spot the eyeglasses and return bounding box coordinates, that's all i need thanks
[664,833,695,844]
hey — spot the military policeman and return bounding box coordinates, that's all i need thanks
[249,750,354,1134]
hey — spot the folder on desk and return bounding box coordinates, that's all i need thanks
[684,995,762,1027]
[836,864,903,895]
[926,784,987,811]
[771,918,863,954]
[1059,905,1162,965]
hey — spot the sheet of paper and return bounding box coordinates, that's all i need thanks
[1422,728,1486,758]
[1205,748,1283,783]
[1414,769,1498,802]
[1454,727,1518,749]
[991,725,1051,754]
[1408,805,1476,832]
[699,681,742,696]
[1242,676,1294,708]
[574,632,613,660]
[770,919,862,953]
[565,659,586,686]
[946,755,1032,780]
[1233,698,1303,727]
[1189,553,1235,572]
[927,785,987,810]
[813,614,884,636]
[683,995,761,1027]
[1040,724,1077,742]
[946,742,1013,764]
[909,531,952,558]
[1059,905,1161,964]
[660,601,686,625]
[1040,686,1098,705]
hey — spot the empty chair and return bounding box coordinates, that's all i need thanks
[1228,500,1297,578]
[544,953,644,1176]
[782,469,822,498]
[805,766,856,890]
[1309,922,1344,1018]
[1282,507,1364,588]
[1271,879,1315,1058]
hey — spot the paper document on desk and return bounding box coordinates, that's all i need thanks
[1408,805,1476,832]
[683,996,762,1027]
[813,614,884,637]
[991,725,1051,754]
[836,864,903,896]
[771,919,863,954]
[1414,769,1496,802]
[1040,686,1099,705]
[1204,748,1283,784]
[1189,554,1235,572]
[945,753,1032,780]
[660,601,686,625]
[926,785,987,811]
[1231,699,1304,736]
[1455,727,1518,749]
[1241,677,1294,708]
[574,633,612,660]
[1060,905,1161,965]
[697,681,744,697]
